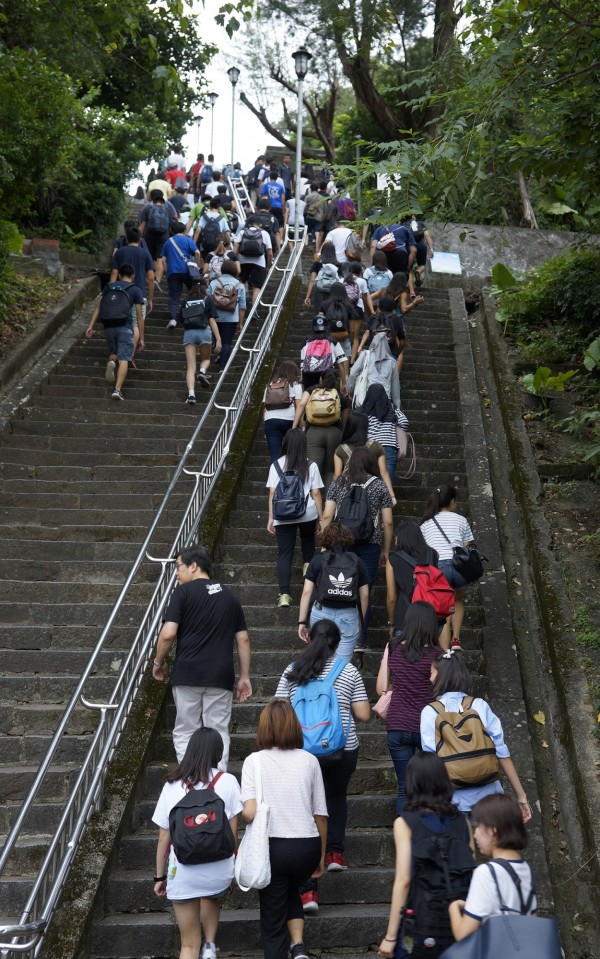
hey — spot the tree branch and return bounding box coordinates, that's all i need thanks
[238,92,325,158]
[538,59,600,88]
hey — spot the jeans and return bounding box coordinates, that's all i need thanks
[274,520,317,593]
[301,748,358,894]
[216,321,236,367]
[167,272,192,320]
[352,542,381,646]
[383,444,398,479]
[310,604,360,661]
[259,837,322,959]
[387,729,421,814]
[264,418,293,463]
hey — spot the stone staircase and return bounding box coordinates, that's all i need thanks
[89,285,490,958]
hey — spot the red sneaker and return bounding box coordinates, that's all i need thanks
[450,637,462,651]
[325,852,348,872]
[300,890,319,913]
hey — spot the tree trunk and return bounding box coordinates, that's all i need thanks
[340,52,401,139]
[517,170,539,229]
[422,0,459,134]
[238,92,333,161]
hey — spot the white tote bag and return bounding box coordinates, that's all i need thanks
[352,350,370,408]
[234,753,271,891]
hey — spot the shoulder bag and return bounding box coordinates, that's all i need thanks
[432,516,487,584]
[234,753,271,891]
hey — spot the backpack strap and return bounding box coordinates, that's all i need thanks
[487,860,536,915]
[341,443,352,459]
[208,770,224,790]
[431,515,452,546]
[273,460,285,481]
[324,656,347,687]
[397,550,418,569]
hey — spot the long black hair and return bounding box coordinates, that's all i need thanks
[394,521,435,565]
[421,483,457,523]
[339,445,380,486]
[340,410,369,446]
[281,427,310,484]
[287,619,341,685]
[167,727,223,785]
[321,282,359,321]
[432,653,474,696]
[387,272,410,299]
[390,601,439,661]
[404,751,458,816]
[319,242,340,267]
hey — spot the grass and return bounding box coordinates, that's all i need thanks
[574,604,600,649]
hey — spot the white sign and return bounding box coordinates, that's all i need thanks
[430,251,462,275]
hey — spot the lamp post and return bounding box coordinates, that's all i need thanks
[208,92,218,155]
[291,46,312,248]
[193,115,203,156]
[227,67,240,174]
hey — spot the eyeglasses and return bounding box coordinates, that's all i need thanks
[174,562,188,570]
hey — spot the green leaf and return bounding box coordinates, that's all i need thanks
[545,203,577,216]
[492,262,518,290]
[583,336,600,372]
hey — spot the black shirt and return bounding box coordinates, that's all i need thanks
[163,579,247,690]
[306,551,369,608]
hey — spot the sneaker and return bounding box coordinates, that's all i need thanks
[290,943,310,959]
[277,593,292,608]
[105,359,116,383]
[302,562,309,577]
[325,851,348,871]
[300,891,318,914]
[154,280,163,293]
[111,389,124,401]
[197,369,212,388]
[166,318,177,329]
[185,393,196,404]
[451,637,462,651]
[414,269,423,288]
[354,643,367,654]
[201,944,218,959]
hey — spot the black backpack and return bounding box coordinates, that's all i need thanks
[401,811,475,951]
[335,478,376,544]
[314,549,360,606]
[324,300,350,337]
[200,214,221,253]
[272,460,308,521]
[181,298,209,330]
[169,772,236,865]
[147,203,170,233]
[99,284,131,328]
[239,225,265,257]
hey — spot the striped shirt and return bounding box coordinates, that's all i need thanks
[386,644,442,733]
[275,656,368,751]
[421,511,474,562]
[367,410,409,449]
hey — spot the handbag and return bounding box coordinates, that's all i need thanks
[171,236,202,281]
[351,350,370,408]
[373,644,392,721]
[396,426,416,479]
[234,753,271,891]
[440,861,562,959]
[431,516,487,584]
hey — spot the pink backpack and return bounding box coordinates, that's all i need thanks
[302,338,334,373]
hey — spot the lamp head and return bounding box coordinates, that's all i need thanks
[209,92,219,108]
[227,66,241,86]
[292,46,312,80]
[194,115,204,126]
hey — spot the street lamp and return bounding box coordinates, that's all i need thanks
[208,92,219,155]
[291,46,312,247]
[193,115,203,156]
[227,67,240,173]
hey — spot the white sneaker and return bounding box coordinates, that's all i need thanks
[278,593,292,608]
[166,318,177,329]
[201,944,218,959]
[105,359,116,383]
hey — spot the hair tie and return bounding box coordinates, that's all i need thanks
[436,487,440,493]
[442,649,454,659]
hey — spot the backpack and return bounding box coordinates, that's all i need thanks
[181,298,209,330]
[305,387,340,425]
[200,214,221,253]
[264,377,291,410]
[272,460,308,521]
[402,811,475,951]
[343,279,361,304]
[336,196,356,222]
[200,163,214,185]
[375,230,397,252]
[325,300,349,341]
[335,478,376,544]
[394,551,455,619]
[147,203,170,233]
[254,211,277,244]
[99,284,131,327]
[429,696,500,788]
[291,657,351,758]
[345,232,365,261]
[245,164,262,189]
[239,225,265,257]
[366,269,390,294]
[211,279,239,312]
[306,192,327,220]
[302,338,334,374]
[314,549,360,606]
[207,253,225,281]
[315,263,339,294]
[168,772,236,865]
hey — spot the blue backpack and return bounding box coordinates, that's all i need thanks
[367,268,390,294]
[292,658,351,759]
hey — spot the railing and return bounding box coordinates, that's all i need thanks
[0,229,306,958]
[227,175,254,224]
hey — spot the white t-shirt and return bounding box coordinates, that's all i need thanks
[266,457,323,525]
[324,226,353,264]
[421,511,474,562]
[263,381,303,422]
[241,749,327,838]
[152,771,243,900]
[204,181,222,198]
[464,860,537,921]
[300,338,348,369]
[286,198,306,226]
[234,227,273,268]
[346,276,369,313]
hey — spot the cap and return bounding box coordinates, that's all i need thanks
[312,315,327,333]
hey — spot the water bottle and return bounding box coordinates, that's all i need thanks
[401,909,415,953]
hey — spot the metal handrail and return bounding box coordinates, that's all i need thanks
[226,175,254,224]
[0,230,306,958]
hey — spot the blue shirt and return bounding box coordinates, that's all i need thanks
[371,223,416,252]
[207,277,247,324]
[260,180,286,209]
[161,235,199,277]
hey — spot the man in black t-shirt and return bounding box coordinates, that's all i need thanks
[152,545,252,768]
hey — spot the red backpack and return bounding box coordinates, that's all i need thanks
[397,551,455,619]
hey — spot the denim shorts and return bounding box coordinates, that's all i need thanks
[104,324,134,362]
[438,558,469,590]
[182,327,212,346]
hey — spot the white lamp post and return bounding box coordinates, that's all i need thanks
[208,92,218,155]
[227,67,240,173]
[193,115,203,156]
[291,46,312,247]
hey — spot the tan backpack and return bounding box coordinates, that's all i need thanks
[429,696,499,788]
[305,388,341,426]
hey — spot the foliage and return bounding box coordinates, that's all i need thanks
[517,328,581,365]
[521,366,577,407]
[584,337,600,372]
[574,604,600,649]
[581,529,600,561]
